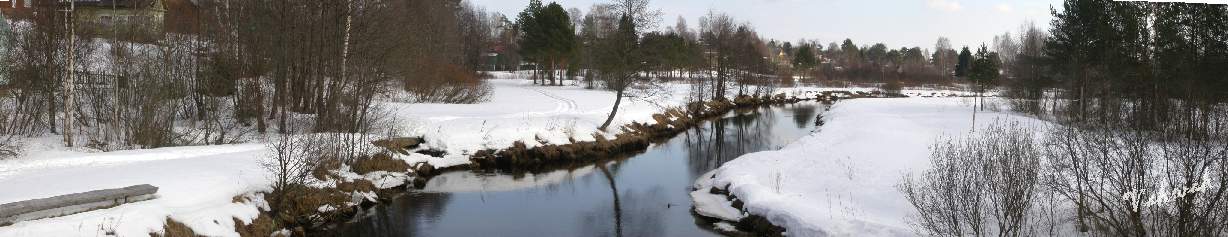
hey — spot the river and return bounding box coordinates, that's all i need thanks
[329,101,826,237]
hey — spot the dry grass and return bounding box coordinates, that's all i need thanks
[151,218,199,237]
[311,157,343,181]
[336,179,377,193]
[233,214,280,237]
[350,153,409,174]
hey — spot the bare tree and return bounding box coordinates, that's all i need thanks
[699,11,735,100]
[610,0,661,31]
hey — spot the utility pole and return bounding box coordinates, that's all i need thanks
[60,0,76,147]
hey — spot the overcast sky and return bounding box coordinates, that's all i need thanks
[468,0,1064,51]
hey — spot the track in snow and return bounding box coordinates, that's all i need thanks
[529,87,579,114]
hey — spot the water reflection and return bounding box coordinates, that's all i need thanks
[337,192,451,237]
[685,105,814,178]
[328,102,824,237]
[790,104,818,129]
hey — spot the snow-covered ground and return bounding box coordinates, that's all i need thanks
[692,97,1045,236]
[0,139,270,237]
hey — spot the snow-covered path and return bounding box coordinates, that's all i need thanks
[694,98,1047,236]
[0,144,269,237]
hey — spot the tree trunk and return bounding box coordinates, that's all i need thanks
[600,87,625,131]
[63,6,76,147]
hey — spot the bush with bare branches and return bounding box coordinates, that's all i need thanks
[900,121,1048,236]
[1045,105,1228,236]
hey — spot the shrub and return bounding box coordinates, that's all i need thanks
[879,80,903,95]
[899,121,1046,236]
[404,62,491,104]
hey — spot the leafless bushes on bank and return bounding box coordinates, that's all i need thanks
[1046,105,1228,236]
[401,62,492,104]
[261,131,383,227]
[902,103,1228,236]
[900,121,1047,236]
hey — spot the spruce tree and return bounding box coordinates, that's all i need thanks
[955,46,972,78]
[969,45,1000,110]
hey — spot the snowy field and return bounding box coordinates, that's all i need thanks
[692,97,1046,236]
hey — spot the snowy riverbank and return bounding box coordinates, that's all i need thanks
[692,98,1047,236]
[0,73,990,236]
[0,76,819,236]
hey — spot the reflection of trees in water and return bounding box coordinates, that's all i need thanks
[683,107,779,178]
[598,162,623,237]
[790,104,818,129]
[327,192,452,237]
[582,160,668,237]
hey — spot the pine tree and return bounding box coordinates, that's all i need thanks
[517,0,546,84]
[538,3,576,85]
[517,1,575,85]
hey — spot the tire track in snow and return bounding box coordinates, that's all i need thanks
[0,144,266,180]
[529,87,579,114]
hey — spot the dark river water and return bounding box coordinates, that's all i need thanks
[329,102,825,237]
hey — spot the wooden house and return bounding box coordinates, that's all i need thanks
[0,0,202,41]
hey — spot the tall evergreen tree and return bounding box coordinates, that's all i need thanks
[969,45,999,110]
[793,44,816,79]
[538,3,576,85]
[517,1,575,85]
[517,0,546,84]
[970,45,1000,87]
[955,46,972,78]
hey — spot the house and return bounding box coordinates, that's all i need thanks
[0,0,202,41]
[0,0,30,9]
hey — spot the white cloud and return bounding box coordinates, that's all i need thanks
[927,0,963,12]
[995,3,1014,13]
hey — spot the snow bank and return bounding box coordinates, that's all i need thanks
[693,98,1044,236]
